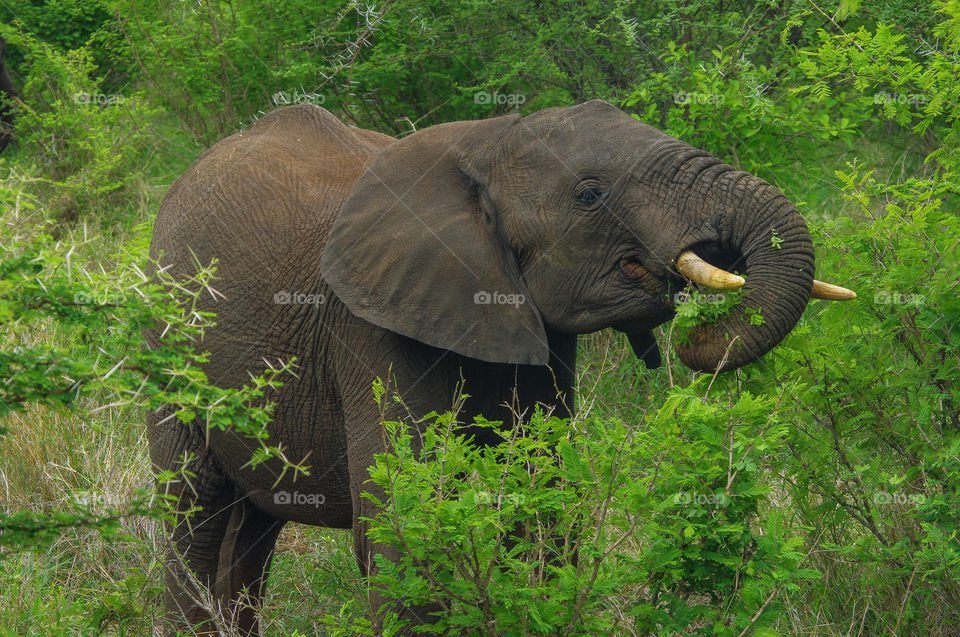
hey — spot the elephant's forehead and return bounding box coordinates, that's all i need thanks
[514,109,673,162]
[509,117,676,176]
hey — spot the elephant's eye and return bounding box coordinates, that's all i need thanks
[575,182,608,209]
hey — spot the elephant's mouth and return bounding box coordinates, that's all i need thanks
[619,256,652,281]
[617,244,830,371]
[619,249,741,318]
[618,241,855,318]
[619,255,684,300]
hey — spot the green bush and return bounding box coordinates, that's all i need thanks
[2,27,160,221]
[114,0,328,144]
[768,166,960,634]
[336,383,818,636]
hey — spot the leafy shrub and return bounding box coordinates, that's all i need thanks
[114,0,327,144]
[333,383,818,636]
[1,28,160,221]
[762,165,960,634]
[0,0,113,56]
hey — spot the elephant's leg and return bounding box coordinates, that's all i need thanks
[344,404,444,633]
[158,455,236,635]
[212,499,286,636]
[151,408,241,635]
[351,488,444,633]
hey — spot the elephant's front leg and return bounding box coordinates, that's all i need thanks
[344,400,445,632]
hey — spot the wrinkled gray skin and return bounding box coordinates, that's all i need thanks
[148,100,814,634]
[0,38,18,153]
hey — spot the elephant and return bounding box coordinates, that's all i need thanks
[147,100,853,634]
[0,37,18,153]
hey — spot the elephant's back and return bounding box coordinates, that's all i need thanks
[153,104,393,271]
[150,104,394,344]
[150,102,395,367]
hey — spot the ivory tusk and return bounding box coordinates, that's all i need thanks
[811,280,856,300]
[676,250,745,290]
[677,250,856,301]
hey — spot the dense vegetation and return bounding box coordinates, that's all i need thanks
[1,0,957,634]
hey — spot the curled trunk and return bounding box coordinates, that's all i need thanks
[676,172,815,372]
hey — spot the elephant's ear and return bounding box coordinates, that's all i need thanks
[321,115,549,366]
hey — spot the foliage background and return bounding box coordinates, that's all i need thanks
[0,0,957,634]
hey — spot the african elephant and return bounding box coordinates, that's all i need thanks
[0,37,18,153]
[147,100,853,634]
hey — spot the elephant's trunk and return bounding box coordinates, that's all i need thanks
[675,172,816,372]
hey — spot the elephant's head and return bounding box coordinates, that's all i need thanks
[321,100,852,372]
